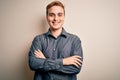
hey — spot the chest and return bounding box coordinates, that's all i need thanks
[41,37,73,59]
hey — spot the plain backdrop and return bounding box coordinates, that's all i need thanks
[0,0,120,80]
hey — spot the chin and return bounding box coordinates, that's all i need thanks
[51,26,62,30]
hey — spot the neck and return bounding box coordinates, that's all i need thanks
[50,28,62,38]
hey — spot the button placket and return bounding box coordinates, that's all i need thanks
[53,39,57,51]
[52,39,57,59]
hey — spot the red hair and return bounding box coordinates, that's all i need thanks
[46,1,65,15]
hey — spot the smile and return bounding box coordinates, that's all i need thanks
[52,21,60,25]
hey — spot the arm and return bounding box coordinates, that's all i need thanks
[57,36,83,74]
[34,50,82,74]
[34,36,83,74]
[29,36,63,72]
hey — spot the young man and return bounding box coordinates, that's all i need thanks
[29,1,83,80]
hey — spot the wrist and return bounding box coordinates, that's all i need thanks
[63,58,67,65]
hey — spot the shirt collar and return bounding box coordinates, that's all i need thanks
[46,28,68,38]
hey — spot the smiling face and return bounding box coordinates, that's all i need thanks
[47,6,65,30]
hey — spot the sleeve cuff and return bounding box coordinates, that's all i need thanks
[43,59,63,71]
[55,59,63,69]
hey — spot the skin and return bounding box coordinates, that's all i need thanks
[47,6,65,38]
[34,6,82,68]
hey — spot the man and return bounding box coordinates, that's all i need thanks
[29,1,83,80]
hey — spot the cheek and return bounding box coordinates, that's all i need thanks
[60,17,65,21]
[47,17,53,22]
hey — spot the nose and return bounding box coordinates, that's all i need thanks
[54,15,58,21]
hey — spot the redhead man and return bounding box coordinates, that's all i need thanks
[29,1,83,80]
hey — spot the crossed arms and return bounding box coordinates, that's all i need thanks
[35,50,82,68]
[29,36,83,74]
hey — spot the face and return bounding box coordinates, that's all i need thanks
[47,6,65,30]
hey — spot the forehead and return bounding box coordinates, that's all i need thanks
[48,6,64,13]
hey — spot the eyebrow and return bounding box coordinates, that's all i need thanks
[49,12,63,14]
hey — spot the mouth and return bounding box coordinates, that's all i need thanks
[52,21,60,25]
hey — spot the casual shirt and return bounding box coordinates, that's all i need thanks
[29,28,83,80]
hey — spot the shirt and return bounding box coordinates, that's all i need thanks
[29,28,83,80]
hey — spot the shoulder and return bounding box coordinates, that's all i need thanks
[66,33,82,46]
[66,32,81,41]
[33,32,47,41]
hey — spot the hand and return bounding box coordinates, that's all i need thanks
[34,49,46,59]
[63,55,82,68]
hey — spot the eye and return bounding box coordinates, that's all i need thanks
[58,13,63,17]
[49,13,54,17]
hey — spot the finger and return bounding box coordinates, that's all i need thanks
[35,52,40,56]
[38,49,42,53]
[73,62,80,68]
[34,50,39,54]
[34,51,40,56]
[35,50,42,55]
[34,50,36,54]
[74,59,81,66]
[74,55,82,59]
[74,58,82,66]
[75,60,82,67]
[35,54,40,58]
[35,54,39,57]
[75,58,82,64]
